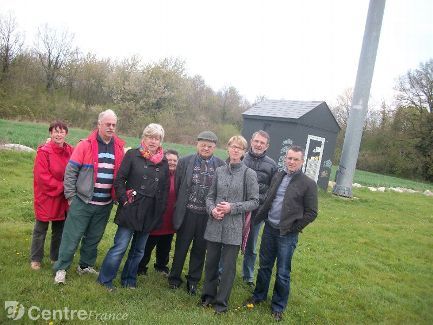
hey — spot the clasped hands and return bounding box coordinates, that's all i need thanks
[211,201,231,220]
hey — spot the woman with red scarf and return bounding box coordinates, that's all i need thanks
[31,121,73,270]
[137,149,179,276]
[97,123,169,290]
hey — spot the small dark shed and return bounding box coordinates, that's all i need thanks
[242,99,340,190]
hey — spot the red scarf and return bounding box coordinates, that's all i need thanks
[139,141,164,164]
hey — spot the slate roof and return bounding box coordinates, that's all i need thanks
[243,100,324,119]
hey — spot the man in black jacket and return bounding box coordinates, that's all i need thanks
[168,131,225,295]
[242,130,277,287]
[245,145,318,321]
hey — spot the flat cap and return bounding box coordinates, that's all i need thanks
[197,131,218,143]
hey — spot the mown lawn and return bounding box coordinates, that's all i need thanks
[0,119,226,159]
[0,150,432,324]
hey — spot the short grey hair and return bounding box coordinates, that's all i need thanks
[251,130,270,145]
[142,123,165,142]
[98,109,117,122]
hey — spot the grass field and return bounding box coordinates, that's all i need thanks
[2,118,432,191]
[0,119,227,159]
[1,119,433,324]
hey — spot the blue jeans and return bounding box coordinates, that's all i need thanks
[242,221,263,282]
[97,226,149,288]
[253,223,298,313]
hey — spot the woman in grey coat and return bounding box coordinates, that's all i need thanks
[201,135,259,314]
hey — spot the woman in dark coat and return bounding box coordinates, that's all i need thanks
[97,123,169,290]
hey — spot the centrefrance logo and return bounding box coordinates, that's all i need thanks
[5,301,25,320]
[4,301,128,321]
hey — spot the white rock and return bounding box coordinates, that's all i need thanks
[423,190,433,196]
[352,183,364,188]
[368,187,377,192]
[377,187,386,192]
[389,187,404,193]
[0,144,35,153]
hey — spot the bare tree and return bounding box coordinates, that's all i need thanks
[396,59,433,113]
[330,88,353,128]
[34,24,73,92]
[0,13,24,81]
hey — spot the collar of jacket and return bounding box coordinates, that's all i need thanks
[247,148,267,159]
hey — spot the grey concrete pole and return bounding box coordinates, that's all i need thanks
[333,0,386,198]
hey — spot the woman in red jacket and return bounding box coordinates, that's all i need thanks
[30,121,73,270]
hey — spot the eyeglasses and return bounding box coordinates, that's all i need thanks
[229,145,245,151]
[104,123,116,128]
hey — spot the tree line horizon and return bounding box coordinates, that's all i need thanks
[1,14,432,182]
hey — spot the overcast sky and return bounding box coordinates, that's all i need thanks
[2,0,433,107]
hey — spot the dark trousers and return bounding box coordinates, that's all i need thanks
[202,241,240,312]
[168,210,208,286]
[138,233,174,273]
[30,219,65,262]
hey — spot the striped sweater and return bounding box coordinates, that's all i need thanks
[64,130,125,204]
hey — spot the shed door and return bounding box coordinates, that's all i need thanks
[303,135,325,183]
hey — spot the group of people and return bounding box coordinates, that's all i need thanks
[30,109,318,321]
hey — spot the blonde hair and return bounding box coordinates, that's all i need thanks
[227,135,247,150]
[142,123,165,142]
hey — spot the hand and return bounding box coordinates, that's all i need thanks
[68,198,73,206]
[212,207,224,220]
[216,201,231,214]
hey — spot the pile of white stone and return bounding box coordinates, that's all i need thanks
[328,181,433,197]
[0,143,35,153]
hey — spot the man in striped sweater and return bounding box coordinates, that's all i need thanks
[53,109,125,284]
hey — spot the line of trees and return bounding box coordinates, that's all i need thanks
[0,14,248,145]
[331,59,433,182]
[1,14,432,182]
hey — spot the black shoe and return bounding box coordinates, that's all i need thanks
[214,309,227,315]
[243,297,261,308]
[155,267,170,277]
[169,283,180,290]
[198,298,213,308]
[186,281,197,295]
[272,311,283,321]
[246,281,255,289]
[137,268,147,276]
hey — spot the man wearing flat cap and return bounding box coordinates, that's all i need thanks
[168,131,225,295]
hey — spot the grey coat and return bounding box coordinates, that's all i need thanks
[204,163,259,245]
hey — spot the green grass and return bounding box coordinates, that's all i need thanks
[0,119,227,159]
[1,118,433,323]
[3,118,432,191]
[1,150,433,324]
[330,165,433,192]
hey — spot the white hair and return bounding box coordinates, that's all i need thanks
[98,109,117,122]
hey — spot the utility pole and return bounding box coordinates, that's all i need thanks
[333,0,386,198]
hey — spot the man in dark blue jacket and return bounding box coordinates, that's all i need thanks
[242,130,277,287]
[245,145,318,321]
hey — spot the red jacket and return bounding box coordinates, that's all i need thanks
[63,130,125,203]
[33,141,73,222]
[151,171,176,236]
